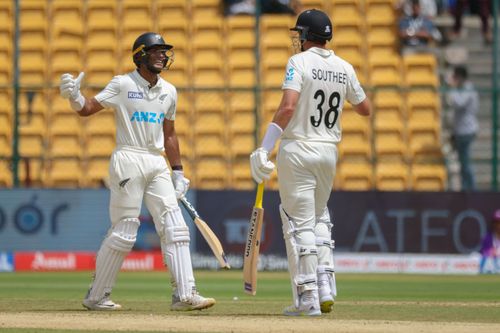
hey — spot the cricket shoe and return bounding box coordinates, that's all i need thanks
[170,292,215,311]
[82,294,122,311]
[283,291,321,316]
[318,283,334,313]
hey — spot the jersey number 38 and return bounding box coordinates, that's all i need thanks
[310,89,341,129]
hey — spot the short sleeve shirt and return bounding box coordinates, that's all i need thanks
[95,70,177,153]
[281,47,366,143]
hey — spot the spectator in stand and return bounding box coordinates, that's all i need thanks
[450,0,492,44]
[398,0,442,55]
[445,65,479,191]
[479,209,500,274]
[223,0,301,16]
[397,0,438,18]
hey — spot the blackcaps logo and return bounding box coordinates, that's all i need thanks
[159,94,169,104]
[325,25,331,33]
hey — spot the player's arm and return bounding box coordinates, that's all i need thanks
[163,119,182,169]
[163,119,190,199]
[272,89,300,130]
[76,97,104,117]
[249,90,299,183]
[59,72,105,117]
[353,98,372,117]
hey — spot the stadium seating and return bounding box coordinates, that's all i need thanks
[411,164,447,191]
[157,0,189,19]
[86,158,109,188]
[17,158,44,187]
[0,1,448,191]
[0,159,12,187]
[337,162,373,190]
[47,157,82,187]
[376,162,410,191]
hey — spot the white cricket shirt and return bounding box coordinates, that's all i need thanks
[95,70,177,153]
[281,47,366,144]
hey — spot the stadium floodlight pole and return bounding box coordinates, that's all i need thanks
[492,0,499,191]
[12,0,20,187]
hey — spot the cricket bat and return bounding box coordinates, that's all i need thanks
[243,182,265,295]
[179,197,231,269]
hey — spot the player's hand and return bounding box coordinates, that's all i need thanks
[172,170,190,199]
[60,72,85,99]
[250,147,275,183]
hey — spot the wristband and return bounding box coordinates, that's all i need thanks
[261,122,283,152]
[69,92,85,111]
[172,165,183,171]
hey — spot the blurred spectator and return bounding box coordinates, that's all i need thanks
[450,0,492,44]
[397,0,437,18]
[398,0,442,55]
[445,65,479,191]
[479,209,500,274]
[223,0,301,16]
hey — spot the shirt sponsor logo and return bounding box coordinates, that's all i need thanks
[285,67,294,81]
[130,111,165,124]
[128,91,144,99]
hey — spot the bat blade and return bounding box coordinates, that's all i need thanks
[243,182,265,295]
[179,197,230,269]
[193,216,231,269]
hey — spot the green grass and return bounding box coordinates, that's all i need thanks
[0,270,499,331]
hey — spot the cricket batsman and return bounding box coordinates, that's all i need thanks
[59,32,215,311]
[250,9,371,316]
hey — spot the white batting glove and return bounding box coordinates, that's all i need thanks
[250,147,275,184]
[172,170,190,199]
[60,72,85,100]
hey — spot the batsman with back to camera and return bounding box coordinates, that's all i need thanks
[250,9,371,316]
[59,32,215,311]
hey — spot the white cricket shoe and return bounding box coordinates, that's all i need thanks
[170,292,216,311]
[82,295,122,311]
[318,282,334,313]
[283,291,321,316]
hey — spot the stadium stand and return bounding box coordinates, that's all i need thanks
[0,0,448,191]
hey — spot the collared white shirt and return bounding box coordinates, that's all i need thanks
[281,47,366,144]
[95,70,177,153]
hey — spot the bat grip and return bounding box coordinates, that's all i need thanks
[255,182,264,209]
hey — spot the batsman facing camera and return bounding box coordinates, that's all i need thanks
[59,31,215,312]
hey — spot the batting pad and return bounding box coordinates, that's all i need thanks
[87,218,140,302]
[280,205,318,307]
[161,208,195,302]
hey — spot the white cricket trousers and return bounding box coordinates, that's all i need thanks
[277,140,338,226]
[108,146,178,228]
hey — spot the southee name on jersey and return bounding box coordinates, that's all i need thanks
[311,69,347,84]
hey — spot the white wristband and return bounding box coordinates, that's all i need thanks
[69,92,85,111]
[261,122,283,152]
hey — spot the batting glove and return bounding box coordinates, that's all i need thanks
[250,147,275,184]
[172,170,190,199]
[60,72,85,100]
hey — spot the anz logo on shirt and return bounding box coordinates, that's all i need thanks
[130,111,165,124]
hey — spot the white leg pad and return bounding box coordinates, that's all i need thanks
[280,205,318,308]
[316,237,337,299]
[161,208,195,302]
[315,208,336,299]
[87,218,140,302]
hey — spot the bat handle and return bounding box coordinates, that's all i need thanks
[255,182,264,209]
